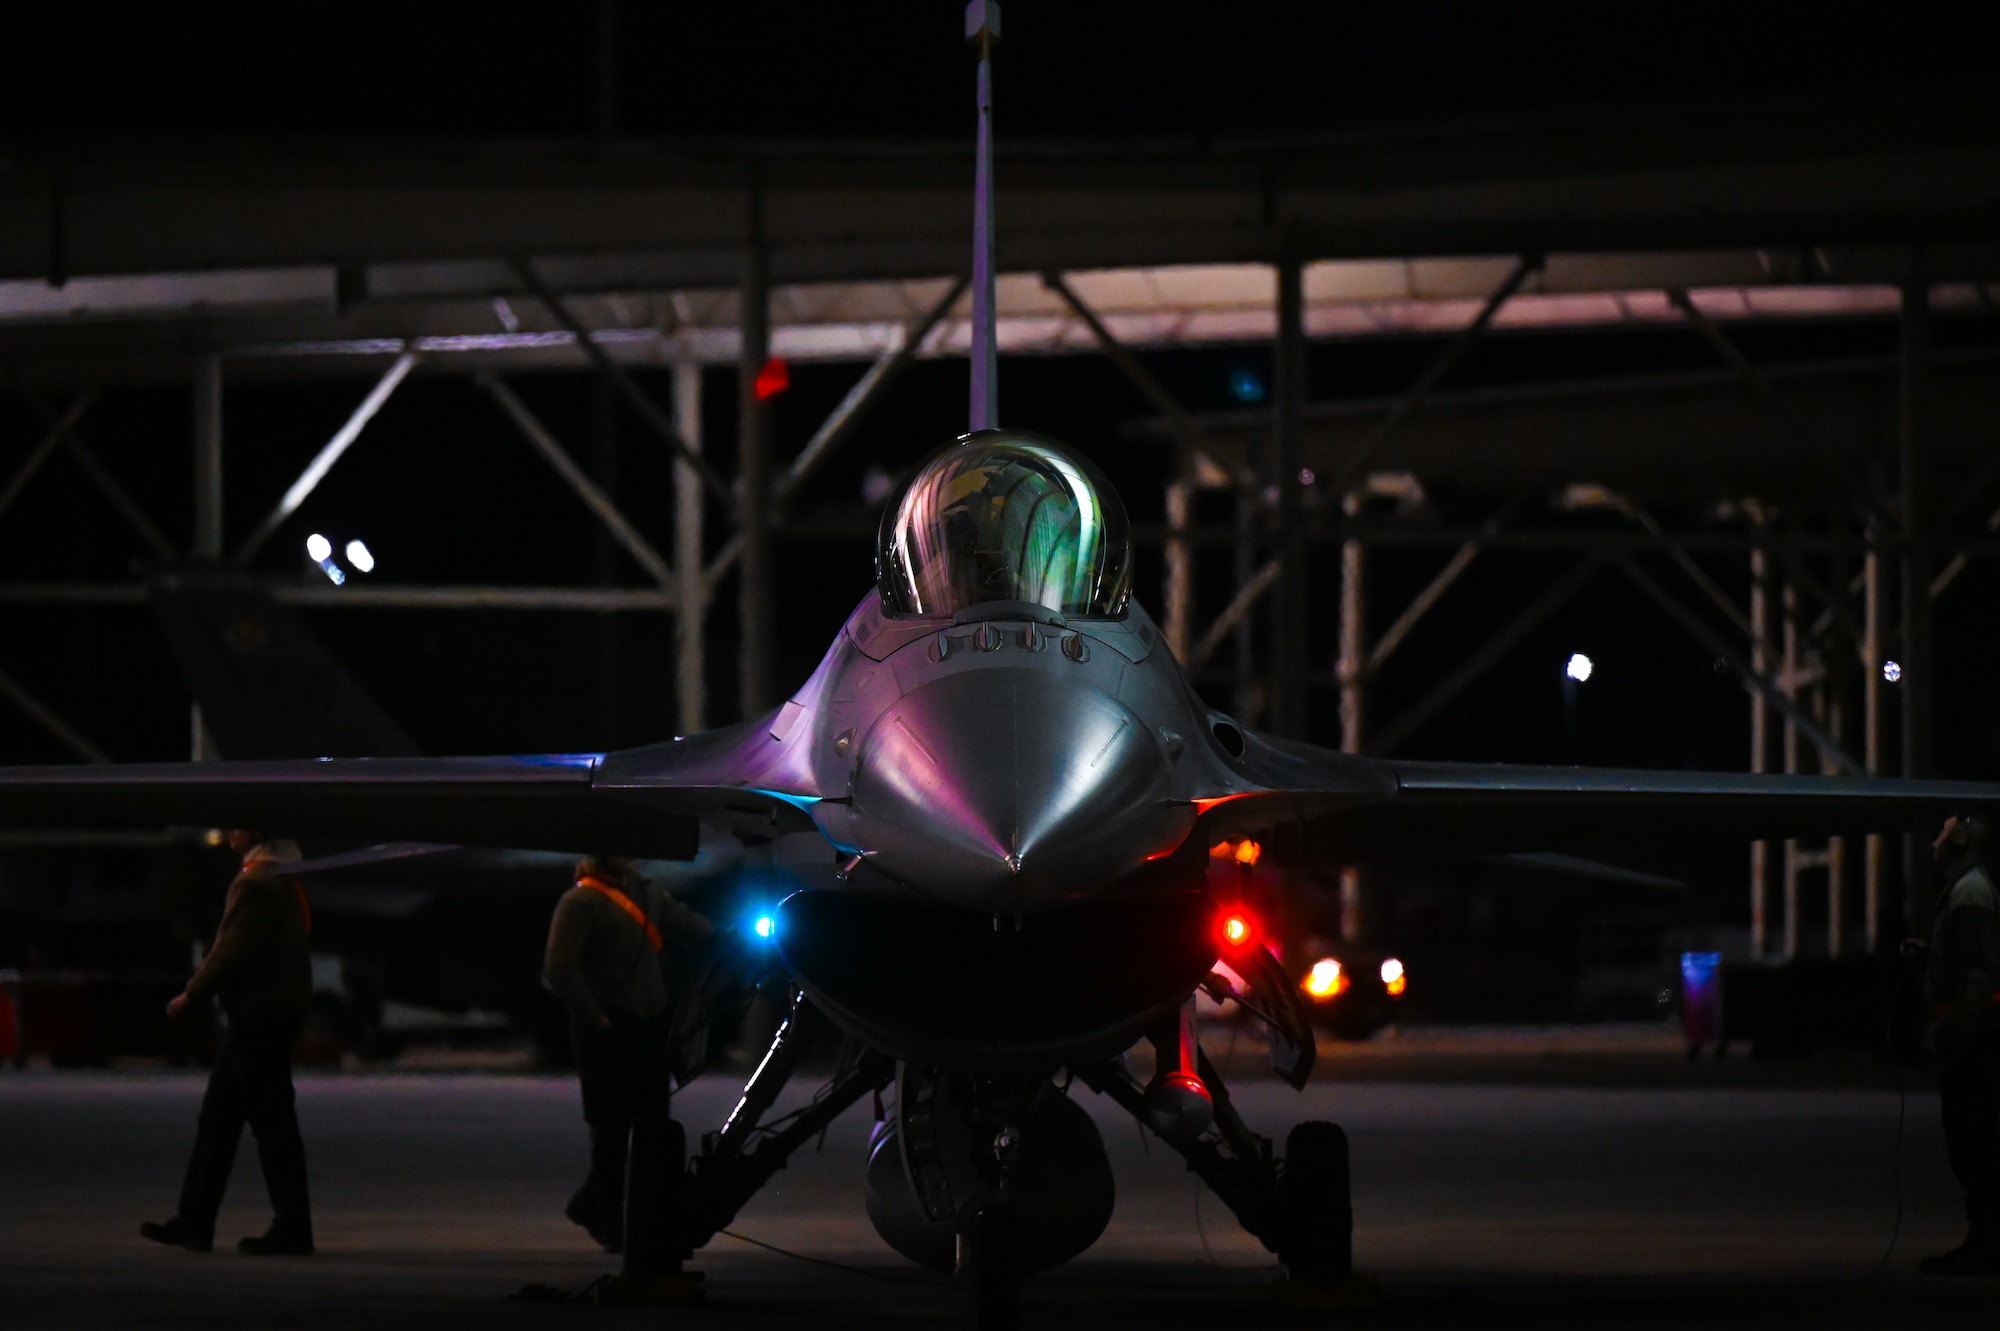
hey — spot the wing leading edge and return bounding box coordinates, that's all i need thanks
[0,743,823,861]
[1195,728,2000,861]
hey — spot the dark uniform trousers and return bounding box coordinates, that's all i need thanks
[178,1015,312,1242]
[571,1012,680,1274]
[1938,1025,2000,1230]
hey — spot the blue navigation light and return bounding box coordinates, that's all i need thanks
[1229,368,1266,403]
[754,914,776,940]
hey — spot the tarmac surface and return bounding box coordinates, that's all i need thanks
[4,1039,1997,1329]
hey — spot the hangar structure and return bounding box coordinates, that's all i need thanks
[0,87,1997,966]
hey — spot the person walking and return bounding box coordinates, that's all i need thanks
[1916,815,2000,1277]
[544,854,712,1260]
[142,829,315,1256]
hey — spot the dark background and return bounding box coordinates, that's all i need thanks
[1,2,1996,1001]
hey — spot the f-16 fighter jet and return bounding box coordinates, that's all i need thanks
[3,6,1996,1326]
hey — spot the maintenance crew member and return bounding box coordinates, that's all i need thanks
[1916,814,2000,1277]
[143,829,315,1256]
[544,854,713,1262]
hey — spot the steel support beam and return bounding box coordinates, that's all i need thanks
[22,389,177,562]
[673,355,707,735]
[1750,532,1771,959]
[699,275,970,594]
[512,260,731,505]
[1667,287,1898,526]
[1900,274,1933,936]
[738,191,774,718]
[234,350,418,564]
[1163,478,1193,662]
[1273,247,1309,739]
[478,373,678,597]
[1189,557,1279,671]
[1864,548,1884,951]
[1620,558,1865,777]
[1364,498,1526,677]
[0,392,93,523]
[1371,558,1604,758]
[0,662,110,763]
[1041,270,1260,495]
[1323,254,1537,498]
[192,355,223,561]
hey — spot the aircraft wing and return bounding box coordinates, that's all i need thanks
[1197,729,2000,860]
[0,728,826,861]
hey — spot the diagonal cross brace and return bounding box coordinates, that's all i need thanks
[701,277,971,597]
[479,372,678,599]
[0,391,94,522]
[235,350,420,565]
[21,387,176,561]
[512,260,733,506]
[1619,557,1864,778]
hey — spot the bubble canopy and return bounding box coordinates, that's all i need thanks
[877,430,1133,619]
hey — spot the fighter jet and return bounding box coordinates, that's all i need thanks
[3,8,1998,1326]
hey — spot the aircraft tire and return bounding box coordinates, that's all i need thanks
[1276,1120,1352,1281]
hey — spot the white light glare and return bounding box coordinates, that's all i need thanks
[344,539,375,574]
[1566,652,1594,683]
[1380,957,1405,985]
[754,915,775,939]
[1883,660,1903,683]
[305,533,332,563]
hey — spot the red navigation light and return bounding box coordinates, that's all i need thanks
[753,357,790,401]
[1214,905,1260,954]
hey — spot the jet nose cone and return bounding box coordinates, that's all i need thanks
[851,668,1187,910]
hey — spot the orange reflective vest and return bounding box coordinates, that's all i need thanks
[577,875,663,952]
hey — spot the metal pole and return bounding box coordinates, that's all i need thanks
[967,0,1000,431]
[1232,491,1256,718]
[1750,530,1769,961]
[1864,547,1883,952]
[191,353,223,761]
[674,355,707,735]
[1337,529,1364,943]
[1164,476,1193,663]
[1900,272,1932,938]
[1274,246,1308,739]
[593,370,621,747]
[192,355,222,562]
[739,170,774,718]
[1781,580,1800,962]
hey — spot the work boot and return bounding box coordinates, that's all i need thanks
[139,1217,213,1253]
[237,1223,313,1257]
[1920,1226,2000,1277]
[565,1185,621,1253]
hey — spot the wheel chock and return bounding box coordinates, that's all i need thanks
[1272,1272,1382,1313]
[592,1270,707,1308]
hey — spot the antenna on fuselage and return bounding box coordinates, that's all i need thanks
[966,0,1001,432]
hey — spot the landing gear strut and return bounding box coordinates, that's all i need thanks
[1076,1042,1355,1287]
